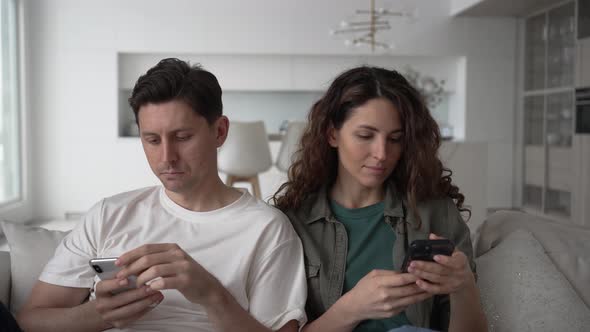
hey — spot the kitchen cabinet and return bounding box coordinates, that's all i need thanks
[522,2,576,221]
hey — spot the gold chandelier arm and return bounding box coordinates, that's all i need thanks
[331,0,411,51]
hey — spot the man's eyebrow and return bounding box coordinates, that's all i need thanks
[140,128,194,136]
[172,128,195,133]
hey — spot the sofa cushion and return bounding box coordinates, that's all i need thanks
[0,221,69,313]
[475,210,590,306]
[476,229,590,332]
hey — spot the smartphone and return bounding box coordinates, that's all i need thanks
[401,239,455,273]
[89,257,138,294]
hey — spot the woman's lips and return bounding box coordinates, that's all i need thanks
[364,165,386,173]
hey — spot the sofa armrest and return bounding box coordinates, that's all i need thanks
[0,251,10,308]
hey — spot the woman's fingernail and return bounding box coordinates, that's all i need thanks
[119,278,128,286]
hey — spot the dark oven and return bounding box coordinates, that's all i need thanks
[576,88,590,134]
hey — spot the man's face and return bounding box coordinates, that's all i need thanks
[138,100,226,195]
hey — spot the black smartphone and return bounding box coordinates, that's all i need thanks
[401,239,455,273]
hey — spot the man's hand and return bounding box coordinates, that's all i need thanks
[115,243,223,305]
[407,233,475,295]
[94,278,164,329]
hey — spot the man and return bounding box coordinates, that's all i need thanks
[17,58,307,331]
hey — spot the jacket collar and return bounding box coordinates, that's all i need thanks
[300,182,408,225]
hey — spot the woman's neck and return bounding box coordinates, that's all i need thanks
[329,177,385,209]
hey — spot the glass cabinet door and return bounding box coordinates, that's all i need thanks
[545,189,571,217]
[524,185,544,209]
[547,2,575,88]
[522,1,576,221]
[524,96,545,145]
[523,95,545,210]
[525,13,547,91]
[546,91,574,147]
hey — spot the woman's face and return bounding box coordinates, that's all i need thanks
[329,97,403,190]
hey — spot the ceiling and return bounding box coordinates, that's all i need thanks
[456,0,574,17]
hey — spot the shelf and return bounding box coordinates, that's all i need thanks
[117,88,318,139]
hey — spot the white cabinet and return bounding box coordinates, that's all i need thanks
[576,38,590,88]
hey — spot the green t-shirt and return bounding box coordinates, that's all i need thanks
[330,200,412,332]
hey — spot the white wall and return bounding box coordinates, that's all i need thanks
[24,0,517,220]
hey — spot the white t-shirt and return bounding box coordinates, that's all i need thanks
[40,186,307,332]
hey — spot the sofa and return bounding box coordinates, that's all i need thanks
[2,211,590,331]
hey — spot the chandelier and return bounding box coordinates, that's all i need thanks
[330,0,414,52]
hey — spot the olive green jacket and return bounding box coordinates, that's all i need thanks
[282,184,475,330]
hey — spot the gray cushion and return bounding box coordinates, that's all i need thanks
[476,229,590,332]
[0,221,68,313]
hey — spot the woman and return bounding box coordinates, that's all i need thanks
[272,67,487,332]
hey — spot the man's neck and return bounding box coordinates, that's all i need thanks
[165,177,243,212]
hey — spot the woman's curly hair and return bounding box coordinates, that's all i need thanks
[271,66,470,225]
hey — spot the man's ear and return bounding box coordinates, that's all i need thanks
[214,116,229,148]
[327,125,338,148]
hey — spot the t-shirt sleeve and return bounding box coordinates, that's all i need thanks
[246,235,308,330]
[38,200,104,289]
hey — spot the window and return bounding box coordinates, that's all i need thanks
[0,0,20,205]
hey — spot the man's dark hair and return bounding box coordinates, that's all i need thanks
[128,58,223,125]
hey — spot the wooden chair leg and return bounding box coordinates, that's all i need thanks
[251,176,261,199]
[226,174,236,187]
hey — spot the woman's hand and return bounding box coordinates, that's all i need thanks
[338,269,433,324]
[407,233,475,295]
